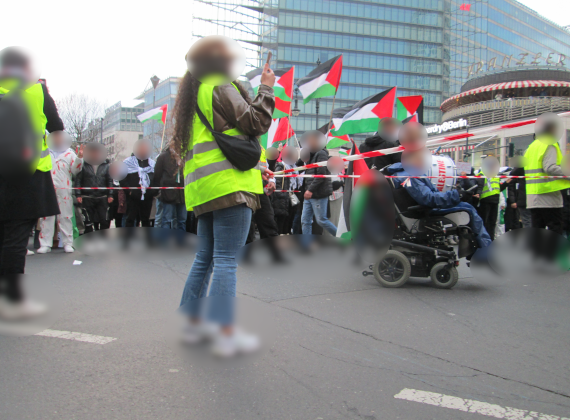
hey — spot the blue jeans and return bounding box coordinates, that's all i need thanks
[154,198,163,228]
[431,202,492,248]
[179,204,252,325]
[301,197,337,236]
[160,201,187,231]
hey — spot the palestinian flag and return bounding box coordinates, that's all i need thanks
[319,122,351,149]
[260,117,295,149]
[331,87,397,136]
[402,114,419,124]
[336,141,369,241]
[137,104,168,124]
[246,66,295,118]
[297,55,342,104]
[396,95,424,124]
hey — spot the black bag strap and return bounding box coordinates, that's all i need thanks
[195,106,215,133]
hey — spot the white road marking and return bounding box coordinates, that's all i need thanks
[394,388,569,420]
[34,329,116,345]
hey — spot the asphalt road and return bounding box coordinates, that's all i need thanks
[0,241,569,420]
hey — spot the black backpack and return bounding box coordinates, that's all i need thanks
[0,88,41,178]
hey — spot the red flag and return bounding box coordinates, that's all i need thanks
[459,3,471,11]
[159,104,168,124]
[351,142,369,180]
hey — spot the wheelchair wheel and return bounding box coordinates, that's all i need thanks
[430,262,459,289]
[373,250,411,288]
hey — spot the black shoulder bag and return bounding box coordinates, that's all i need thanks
[195,107,261,172]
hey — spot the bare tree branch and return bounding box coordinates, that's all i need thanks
[56,93,104,144]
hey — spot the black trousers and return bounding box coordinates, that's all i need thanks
[0,218,36,301]
[530,208,564,235]
[247,193,279,243]
[477,201,499,241]
[126,196,153,227]
[274,214,289,235]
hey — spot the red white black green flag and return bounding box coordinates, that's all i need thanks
[396,95,424,124]
[260,117,295,149]
[246,66,295,118]
[319,122,351,149]
[331,87,397,136]
[296,55,343,104]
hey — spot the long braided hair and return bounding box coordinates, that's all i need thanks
[171,71,252,166]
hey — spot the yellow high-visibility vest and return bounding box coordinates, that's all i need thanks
[524,137,570,194]
[0,82,51,172]
[182,83,263,211]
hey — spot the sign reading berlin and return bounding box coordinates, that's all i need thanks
[426,118,468,135]
[467,52,567,77]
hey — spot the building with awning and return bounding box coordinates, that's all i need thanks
[431,66,570,169]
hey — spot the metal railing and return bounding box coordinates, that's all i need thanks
[442,96,570,127]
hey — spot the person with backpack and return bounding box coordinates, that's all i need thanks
[0,47,62,319]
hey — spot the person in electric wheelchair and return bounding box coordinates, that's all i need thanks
[363,148,491,289]
[386,150,492,250]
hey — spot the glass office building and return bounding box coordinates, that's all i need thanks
[447,0,570,96]
[263,0,445,136]
[194,0,570,141]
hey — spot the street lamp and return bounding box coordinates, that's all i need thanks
[315,57,321,129]
[150,75,160,151]
[292,87,300,117]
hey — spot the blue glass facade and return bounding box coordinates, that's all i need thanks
[268,0,446,137]
[447,0,570,96]
[261,0,570,139]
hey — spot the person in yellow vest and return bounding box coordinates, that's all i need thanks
[524,119,570,235]
[0,48,63,319]
[475,157,508,241]
[173,40,275,357]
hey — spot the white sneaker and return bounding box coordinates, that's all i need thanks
[181,321,220,344]
[211,328,260,357]
[36,246,51,254]
[63,245,74,253]
[447,237,457,245]
[0,298,47,320]
[26,249,34,256]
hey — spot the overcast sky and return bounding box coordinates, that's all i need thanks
[1,0,568,109]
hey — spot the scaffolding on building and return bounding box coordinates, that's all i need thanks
[191,0,278,73]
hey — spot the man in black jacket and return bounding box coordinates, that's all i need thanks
[152,148,186,230]
[359,118,402,170]
[74,143,113,233]
[301,131,336,236]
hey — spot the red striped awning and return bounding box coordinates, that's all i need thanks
[441,80,570,110]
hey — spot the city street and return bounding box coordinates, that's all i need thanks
[1,245,569,420]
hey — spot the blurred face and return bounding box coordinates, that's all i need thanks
[399,122,427,151]
[134,140,151,160]
[186,36,246,86]
[301,131,325,153]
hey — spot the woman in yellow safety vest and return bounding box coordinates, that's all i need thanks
[172,41,275,357]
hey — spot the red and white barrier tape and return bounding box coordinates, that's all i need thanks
[55,175,570,191]
[273,110,570,175]
[56,187,301,191]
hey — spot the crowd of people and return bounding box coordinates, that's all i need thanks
[1,41,569,357]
